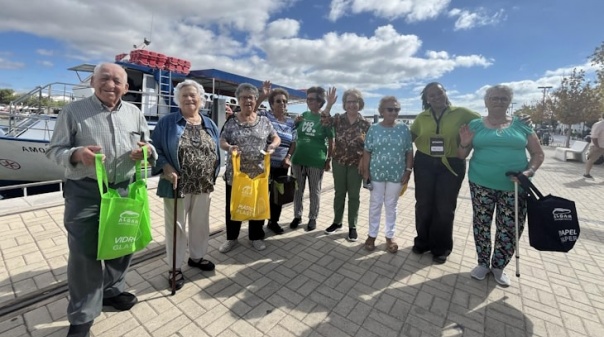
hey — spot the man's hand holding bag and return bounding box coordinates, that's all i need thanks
[96,147,152,260]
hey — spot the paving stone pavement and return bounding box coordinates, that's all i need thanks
[0,146,603,337]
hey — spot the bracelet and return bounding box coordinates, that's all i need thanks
[405,167,412,172]
[528,166,537,175]
[285,154,292,158]
[459,143,471,149]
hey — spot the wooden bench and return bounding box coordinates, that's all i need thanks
[554,140,589,162]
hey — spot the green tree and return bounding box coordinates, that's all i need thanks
[551,68,602,147]
[0,88,16,104]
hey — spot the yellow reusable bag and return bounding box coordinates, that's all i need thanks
[230,152,270,221]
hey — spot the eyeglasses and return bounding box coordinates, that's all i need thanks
[384,107,401,113]
[274,99,288,104]
[489,96,510,103]
[306,97,321,102]
[346,100,359,104]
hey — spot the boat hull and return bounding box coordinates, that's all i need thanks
[0,137,65,182]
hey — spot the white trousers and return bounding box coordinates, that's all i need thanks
[368,181,402,239]
[163,193,211,269]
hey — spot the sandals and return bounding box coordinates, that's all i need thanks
[187,258,216,271]
[168,270,185,290]
[386,238,398,254]
[364,236,376,251]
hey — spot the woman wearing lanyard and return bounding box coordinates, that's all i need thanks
[410,82,480,264]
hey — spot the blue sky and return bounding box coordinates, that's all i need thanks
[0,0,602,115]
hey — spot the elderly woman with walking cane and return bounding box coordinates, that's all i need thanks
[457,84,544,287]
[151,80,221,291]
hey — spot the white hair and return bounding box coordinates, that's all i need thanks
[93,62,128,81]
[173,80,206,108]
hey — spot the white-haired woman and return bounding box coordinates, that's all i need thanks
[151,79,221,290]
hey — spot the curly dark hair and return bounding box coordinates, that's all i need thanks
[306,86,326,108]
[420,82,451,111]
[268,88,289,107]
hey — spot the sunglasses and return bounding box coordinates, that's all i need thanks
[274,99,288,104]
[307,97,322,102]
[384,107,401,113]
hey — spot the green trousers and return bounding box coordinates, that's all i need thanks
[332,161,363,228]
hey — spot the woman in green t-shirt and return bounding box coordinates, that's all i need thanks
[287,86,336,231]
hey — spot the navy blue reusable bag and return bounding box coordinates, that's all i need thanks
[516,175,580,252]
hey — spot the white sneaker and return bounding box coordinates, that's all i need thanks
[491,268,511,287]
[219,240,238,253]
[470,265,491,280]
[251,240,266,251]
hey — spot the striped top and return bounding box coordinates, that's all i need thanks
[46,94,155,183]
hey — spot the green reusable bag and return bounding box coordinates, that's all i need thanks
[96,147,152,260]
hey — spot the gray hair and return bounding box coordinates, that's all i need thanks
[378,96,400,113]
[173,80,206,109]
[235,83,259,100]
[93,62,128,82]
[342,88,365,111]
[484,84,514,101]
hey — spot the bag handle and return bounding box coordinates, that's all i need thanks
[135,146,149,182]
[95,146,149,195]
[505,171,544,200]
[232,151,241,175]
[95,153,110,195]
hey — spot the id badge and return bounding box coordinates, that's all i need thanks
[430,137,445,156]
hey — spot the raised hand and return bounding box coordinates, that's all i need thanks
[261,80,271,97]
[326,87,338,107]
[459,124,474,147]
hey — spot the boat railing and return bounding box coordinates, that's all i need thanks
[0,179,63,197]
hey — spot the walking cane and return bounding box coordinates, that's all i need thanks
[506,171,521,278]
[513,177,520,278]
[171,180,178,296]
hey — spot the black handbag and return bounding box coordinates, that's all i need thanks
[272,175,297,206]
[517,175,580,252]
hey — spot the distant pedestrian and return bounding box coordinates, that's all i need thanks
[584,113,604,179]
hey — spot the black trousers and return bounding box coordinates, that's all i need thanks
[225,183,266,241]
[413,151,466,256]
[269,166,289,223]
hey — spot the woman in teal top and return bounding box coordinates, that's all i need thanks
[458,84,544,287]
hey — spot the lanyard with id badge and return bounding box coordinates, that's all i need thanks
[430,108,446,157]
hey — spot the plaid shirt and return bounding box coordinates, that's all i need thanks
[47,95,156,183]
[329,112,371,166]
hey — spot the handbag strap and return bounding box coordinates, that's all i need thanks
[514,172,544,200]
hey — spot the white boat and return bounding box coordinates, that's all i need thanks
[0,49,307,189]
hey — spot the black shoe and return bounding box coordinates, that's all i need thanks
[584,173,594,179]
[102,292,138,311]
[324,223,342,234]
[267,221,285,234]
[306,219,316,231]
[347,228,358,242]
[412,246,429,255]
[168,270,185,290]
[432,255,447,264]
[290,217,301,229]
[187,258,215,271]
[67,321,93,337]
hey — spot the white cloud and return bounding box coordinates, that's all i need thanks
[266,19,300,39]
[0,57,25,70]
[39,60,54,67]
[329,0,450,22]
[36,49,54,56]
[448,7,505,31]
